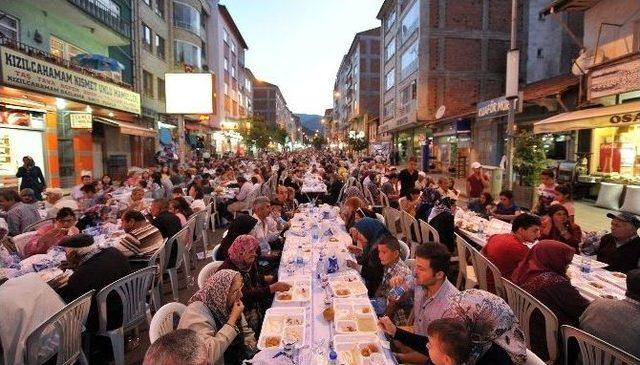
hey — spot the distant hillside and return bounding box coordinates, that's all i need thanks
[295,113,324,133]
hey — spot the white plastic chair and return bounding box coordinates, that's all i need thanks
[25,290,94,365]
[379,191,390,208]
[502,278,559,364]
[524,349,546,365]
[375,213,386,226]
[197,261,224,289]
[189,209,208,259]
[471,248,506,298]
[382,206,402,240]
[398,240,410,261]
[96,267,156,365]
[454,233,478,290]
[145,243,166,312]
[201,202,215,257]
[400,210,421,258]
[13,231,38,256]
[149,302,187,344]
[211,244,221,261]
[561,325,640,365]
[405,258,416,271]
[165,226,191,301]
[418,219,440,244]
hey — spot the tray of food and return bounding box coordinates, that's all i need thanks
[329,273,368,298]
[333,298,378,334]
[274,275,312,303]
[258,307,306,350]
[333,333,387,365]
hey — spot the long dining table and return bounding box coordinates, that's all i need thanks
[251,204,396,365]
[454,212,628,302]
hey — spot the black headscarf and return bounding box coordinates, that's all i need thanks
[215,214,258,261]
[626,269,640,302]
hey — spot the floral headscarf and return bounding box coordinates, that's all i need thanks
[228,234,259,270]
[443,289,527,365]
[190,269,240,323]
[342,186,364,202]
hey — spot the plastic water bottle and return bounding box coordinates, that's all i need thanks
[311,223,319,244]
[316,255,325,280]
[295,245,304,266]
[580,253,592,275]
[327,255,339,274]
[390,285,406,301]
[328,350,338,365]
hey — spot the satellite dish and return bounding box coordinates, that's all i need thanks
[572,50,592,76]
[435,105,446,120]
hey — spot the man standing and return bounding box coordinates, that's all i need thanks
[398,156,419,198]
[596,212,640,273]
[466,162,489,200]
[71,171,93,201]
[0,188,41,236]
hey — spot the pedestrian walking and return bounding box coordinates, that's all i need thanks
[16,156,46,201]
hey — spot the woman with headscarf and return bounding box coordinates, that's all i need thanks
[218,235,291,335]
[16,156,46,201]
[511,240,590,361]
[341,185,365,203]
[341,196,376,231]
[348,217,391,297]
[215,214,258,261]
[415,186,442,223]
[428,197,457,252]
[178,269,257,365]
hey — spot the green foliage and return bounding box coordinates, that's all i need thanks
[237,117,288,151]
[513,131,549,186]
[312,135,327,149]
[348,137,369,152]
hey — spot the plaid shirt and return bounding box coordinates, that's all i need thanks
[6,202,41,236]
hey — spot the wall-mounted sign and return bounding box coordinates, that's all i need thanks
[609,112,640,124]
[588,56,640,101]
[0,46,141,114]
[69,113,92,128]
[477,94,523,120]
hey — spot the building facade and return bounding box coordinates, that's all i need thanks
[253,80,289,128]
[1,0,144,188]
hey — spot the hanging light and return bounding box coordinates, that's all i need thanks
[55,98,67,110]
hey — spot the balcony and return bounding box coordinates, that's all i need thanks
[68,0,131,38]
[173,19,206,39]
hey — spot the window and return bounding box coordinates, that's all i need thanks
[155,0,165,18]
[143,70,154,98]
[231,42,236,54]
[385,37,396,61]
[157,78,165,101]
[143,0,150,5]
[173,1,201,35]
[400,41,418,79]
[100,0,121,17]
[537,48,544,58]
[384,100,395,119]
[223,29,229,43]
[224,58,228,71]
[231,65,236,79]
[155,34,165,59]
[50,36,87,60]
[174,40,201,67]
[224,82,229,95]
[401,1,419,42]
[385,11,396,32]
[142,24,152,52]
[385,69,395,90]
[245,78,251,91]
[0,11,19,41]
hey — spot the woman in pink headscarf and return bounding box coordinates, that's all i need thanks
[218,235,291,335]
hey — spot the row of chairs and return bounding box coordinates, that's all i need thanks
[455,233,640,365]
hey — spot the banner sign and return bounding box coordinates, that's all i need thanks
[588,56,640,100]
[69,113,92,128]
[0,46,140,114]
[477,94,523,120]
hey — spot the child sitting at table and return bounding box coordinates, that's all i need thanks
[373,236,413,326]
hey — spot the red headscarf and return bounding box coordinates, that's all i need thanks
[511,240,575,285]
[228,234,259,270]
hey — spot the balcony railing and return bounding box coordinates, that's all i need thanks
[0,37,133,89]
[68,0,131,38]
[173,19,205,38]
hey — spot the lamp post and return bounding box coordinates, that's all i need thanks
[505,0,519,189]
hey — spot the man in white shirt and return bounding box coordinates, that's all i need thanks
[227,176,252,214]
[71,171,93,201]
[43,188,79,219]
[250,196,282,256]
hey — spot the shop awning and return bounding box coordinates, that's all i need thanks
[94,117,156,138]
[533,101,640,134]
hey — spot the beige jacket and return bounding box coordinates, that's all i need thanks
[177,301,257,365]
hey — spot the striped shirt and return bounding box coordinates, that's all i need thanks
[6,202,41,236]
[413,279,459,335]
[115,222,163,257]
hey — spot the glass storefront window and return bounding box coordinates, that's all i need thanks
[591,125,640,177]
[173,1,201,35]
[174,40,201,68]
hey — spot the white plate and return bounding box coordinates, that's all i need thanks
[257,307,307,350]
[274,276,312,303]
[334,333,387,365]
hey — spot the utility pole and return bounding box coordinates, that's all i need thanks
[505,0,519,189]
[177,114,185,165]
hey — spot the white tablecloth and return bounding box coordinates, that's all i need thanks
[253,212,396,364]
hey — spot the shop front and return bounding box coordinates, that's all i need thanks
[0,42,141,187]
[428,118,472,177]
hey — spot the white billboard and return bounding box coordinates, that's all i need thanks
[165,73,213,114]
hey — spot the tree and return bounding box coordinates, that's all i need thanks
[348,137,369,152]
[513,131,549,186]
[311,135,327,150]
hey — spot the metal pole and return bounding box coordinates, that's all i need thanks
[505,0,518,189]
[177,114,186,165]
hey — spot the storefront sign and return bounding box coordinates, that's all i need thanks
[69,113,92,129]
[588,56,640,100]
[0,46,141,114]
[609,112,640,124]
[477,95,522,120]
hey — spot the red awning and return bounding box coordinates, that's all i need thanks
[523,74,579,101]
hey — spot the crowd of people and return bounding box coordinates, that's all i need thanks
[0,149,638,365]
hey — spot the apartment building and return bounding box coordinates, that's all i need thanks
[253,80,290,129]
[332,27,381,143]
[377,0,514,168]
